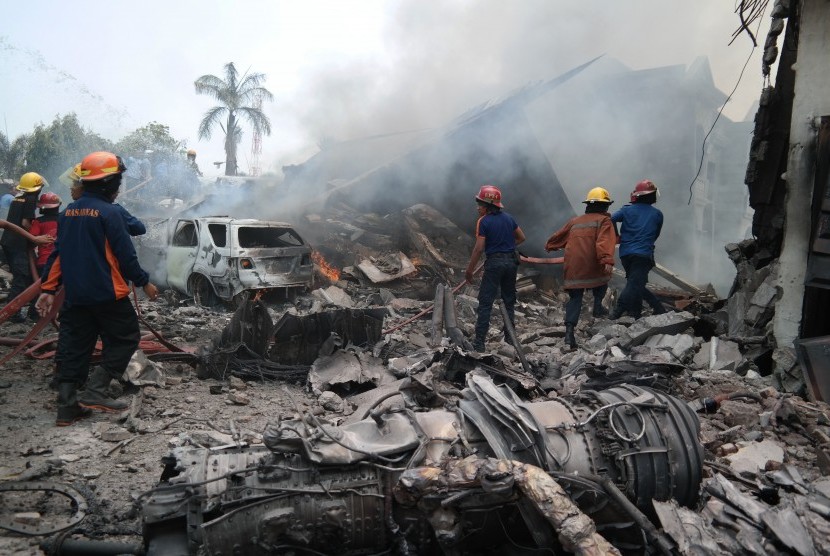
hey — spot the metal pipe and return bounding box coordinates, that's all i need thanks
[381,262,483,335]
[499,301,532,375]
[443,285,469,349]
[430,283,445,347]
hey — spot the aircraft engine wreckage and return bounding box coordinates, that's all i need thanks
[142,373,703,555]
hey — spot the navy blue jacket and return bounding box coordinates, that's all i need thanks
[611,203,663,258]
[42,191,149,305]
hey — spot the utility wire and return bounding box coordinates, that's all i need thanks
[687,4,768,205]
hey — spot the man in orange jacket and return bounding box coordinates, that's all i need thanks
[545,187,616,348]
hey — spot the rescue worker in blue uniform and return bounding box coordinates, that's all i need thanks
[465,185,526,352]
[609,179,667,319]
[36,152,158,426]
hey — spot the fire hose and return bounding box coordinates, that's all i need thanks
[0,281,189,367]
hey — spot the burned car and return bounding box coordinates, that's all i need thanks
[137,217,313,305]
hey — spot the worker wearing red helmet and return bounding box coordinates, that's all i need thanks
[1,172,48,322]
[609,180,667,319]
[36,151,159,427]
[465,185,526,352]
[545,187,616,348]
[30,192,62,273]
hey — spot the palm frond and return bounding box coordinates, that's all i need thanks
[197,106,228,140]
[236,107,272,136]
[194,75,226,99]
[224,62,239,94]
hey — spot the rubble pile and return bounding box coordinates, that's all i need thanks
[2,201,830,554]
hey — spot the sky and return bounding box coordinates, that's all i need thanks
[1,0,772,179]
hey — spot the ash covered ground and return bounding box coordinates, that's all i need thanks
[0,211,829,554]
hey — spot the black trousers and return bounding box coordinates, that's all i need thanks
[565,285,608,326]
[56,297,140,385]
[2,246,33,304]
[617,255,665,318]
[475,254,518,348]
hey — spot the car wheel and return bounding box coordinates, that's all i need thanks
[190,274,219,307]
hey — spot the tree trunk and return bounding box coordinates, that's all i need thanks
[225,113,238,176]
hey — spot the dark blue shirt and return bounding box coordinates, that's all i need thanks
[476,211,518,255]
[611,203,663,258]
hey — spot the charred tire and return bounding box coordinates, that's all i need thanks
[189,274,219,308]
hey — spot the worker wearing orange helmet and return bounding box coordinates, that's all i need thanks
[1,172,49,322]
[186,148,203,177]
[36,151,158,427]
[609,179,666,319]
[545,187,616,348]
[465,185,526,352]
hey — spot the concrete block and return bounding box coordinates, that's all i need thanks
[622,311,696,348]
[719,400,761,427]
[642,333,696,360]
[587,334,610,352]
[190,430,234,447]
[228,392,251,405]
[725,439,785,476]
[312,286,354,308]
[537,326,566,338]
[390,298,423,311]
[693,338,743,371]
[319,391,345,412]
[100,426,132,443]
[726,292,749,337]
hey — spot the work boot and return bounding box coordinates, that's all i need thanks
[593,304,608,318]
[564,324,577,349]
[78,366,129,412]
[608,307,624,320]
[56,382,91,427]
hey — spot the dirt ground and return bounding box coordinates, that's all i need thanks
[0,299,315,556]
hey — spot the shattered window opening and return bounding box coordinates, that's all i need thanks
[237,227,304,248]
[208,224,227,247]
[172,221,197,247]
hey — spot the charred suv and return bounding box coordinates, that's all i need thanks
[137,217,313,305]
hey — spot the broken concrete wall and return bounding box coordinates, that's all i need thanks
[324,104,576,256]
[773,0,830,372]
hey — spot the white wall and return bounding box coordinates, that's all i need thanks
[774,0,830,350]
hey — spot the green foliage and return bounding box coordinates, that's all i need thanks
[114,122,182,157]
[24,113,112,188]
[0,132,29,180]
[194,62,273,175]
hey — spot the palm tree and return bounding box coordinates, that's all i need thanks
[194,63,273,176]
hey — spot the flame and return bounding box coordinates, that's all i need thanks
[312,251,341,282]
